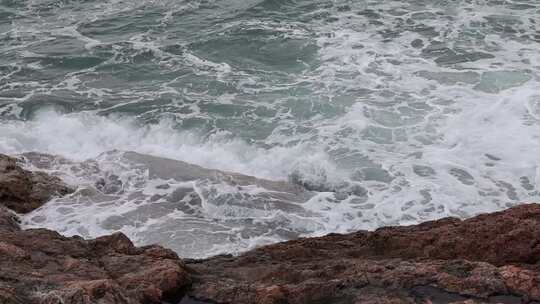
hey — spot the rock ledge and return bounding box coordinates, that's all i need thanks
[1,153,539,304]
[187,204,540,304]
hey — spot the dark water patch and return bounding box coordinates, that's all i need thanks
[520,176,535,191]
[407,23,439,38]
[78,13,160,41]
[508,3,537,10]
[474,71,532,93]
[161,44,185,56]
[0,0,25,8]
[413,165,436,177]
[420,42,495,66]
[247,0,297,12]
[18,93,90,119]
[485,154,501,161]
[36,56,105,71]
[421,43,454,58]
[190,35,318,73]
[496,180,519,201]
[449,168,475,186]
[435,51,495,66]
[97,97,186,118]
[357,9,382,19]
[30,36,88,57]
[92,63,167,87]
[214,117,277,140]
[355,167,393,183]
[282,96,345,120]
[0,8,15,23]
[484,15,523,35]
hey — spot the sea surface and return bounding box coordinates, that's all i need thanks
[0,0,539,258]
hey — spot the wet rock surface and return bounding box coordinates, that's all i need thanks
[187,204,540,304]
[0,154,191,304]
[1,152,540,304]
[0,154,73,213]
[0,227,191,304]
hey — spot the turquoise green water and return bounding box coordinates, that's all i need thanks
[1,0,540,257]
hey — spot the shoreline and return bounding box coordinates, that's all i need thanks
[1,153,539,304]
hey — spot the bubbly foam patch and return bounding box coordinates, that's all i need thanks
[15,150,321,257]
[1,0,540,257]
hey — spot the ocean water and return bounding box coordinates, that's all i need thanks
[0,0,539,258]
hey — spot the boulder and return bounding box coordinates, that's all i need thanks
[0,229,191,304]
[0,154,73,213]
[0,153,191,304]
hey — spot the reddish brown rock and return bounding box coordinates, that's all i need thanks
[0,156,190,304]
[2,152,540,304]
[0,229,191,304]
[0,154,73,213]
[500,266,540,300]
[363,206,540,267]
[187,204,540,304]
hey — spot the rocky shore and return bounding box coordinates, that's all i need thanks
[0,153,539,304]
[0,154,190,304]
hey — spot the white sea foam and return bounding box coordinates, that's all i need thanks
[1,0,540,257]
[0,110,333,181]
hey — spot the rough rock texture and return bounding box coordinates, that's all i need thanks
[0,220,191,304]
[0,155,191,304]
[0,207,19,232]
[187,204,540,304]
[2,152,540,304]
[0,154,73,213]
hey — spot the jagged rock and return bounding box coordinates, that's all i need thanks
[0,154,190,304]
[187,204,540,304]
[2,152,540,304]
[362,205,540,267]
[0,229,191,304]
[0,154,73,213]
